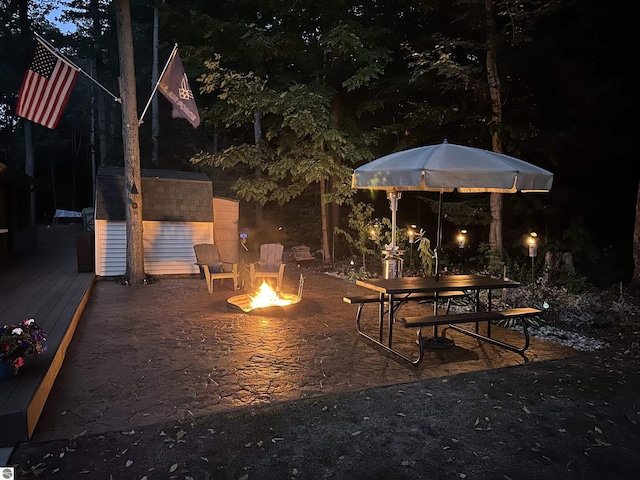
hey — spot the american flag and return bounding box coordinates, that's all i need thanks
[15,38,79,129]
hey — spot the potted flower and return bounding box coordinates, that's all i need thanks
[0,318,48,379]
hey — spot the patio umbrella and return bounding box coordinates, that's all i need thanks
[352,140,553,272]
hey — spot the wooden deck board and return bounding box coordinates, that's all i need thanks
[0,232,95,447]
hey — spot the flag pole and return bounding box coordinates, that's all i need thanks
[33,32,121,103]
[138,43,178,126]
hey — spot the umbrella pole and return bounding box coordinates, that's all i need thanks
[435,191,443,280]
[387,191,400,251]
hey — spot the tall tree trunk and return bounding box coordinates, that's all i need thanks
[329,176,340,262]
[320,178,331,263]
[253,112,263,223]
[115,0,145,284]
[24,121,36,227]
[18,0,36,227]
[90,66,97,203]
[485,0,503,256]
[633,179,640,285]
[90,0,108,166]
[151,0,159,165]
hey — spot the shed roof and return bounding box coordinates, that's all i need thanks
[95,167,213,222]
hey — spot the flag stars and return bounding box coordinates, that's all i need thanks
[31,45,57,79]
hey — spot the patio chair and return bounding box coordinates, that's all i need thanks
[249,243,286,292]
[193,243,239,293]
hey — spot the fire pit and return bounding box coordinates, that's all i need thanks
[227,275,304,315]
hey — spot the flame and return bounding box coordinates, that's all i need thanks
[250,282,294,309]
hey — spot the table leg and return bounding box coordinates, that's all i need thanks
[388,292,395,347]
[422,290,456,350]
[487,289,492,336]
[378,292,384,342]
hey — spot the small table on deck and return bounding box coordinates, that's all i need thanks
[354,274,523,364]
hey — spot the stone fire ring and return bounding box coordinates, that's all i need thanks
[226,293,302,316]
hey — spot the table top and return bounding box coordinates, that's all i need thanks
[356,274,520,294]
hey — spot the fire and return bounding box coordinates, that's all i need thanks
[250,282,294,309]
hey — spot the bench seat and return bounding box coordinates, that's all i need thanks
[399,307,541,328]
[397,307,542,366]
[343,290,466,305]
[344,290,467,330]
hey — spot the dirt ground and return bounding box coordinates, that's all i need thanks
[9,349,640,480]
[6,236,640,479]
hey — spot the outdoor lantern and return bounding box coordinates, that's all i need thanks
[528,232,538,258]
[458,229,467,249]
[369,222,381,241]
[408,228,415,244]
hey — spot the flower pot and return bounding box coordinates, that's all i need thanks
[0,361,18,380]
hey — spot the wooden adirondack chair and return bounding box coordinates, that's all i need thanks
[249,243,286,292]
[193,244,239,293]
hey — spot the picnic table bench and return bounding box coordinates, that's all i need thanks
[343,290,467,326]
[399,307,542,365]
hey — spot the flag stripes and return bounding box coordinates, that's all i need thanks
[16,38,79,129]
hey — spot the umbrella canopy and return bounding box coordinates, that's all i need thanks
[352,141,554,268]
[352,141,553,193]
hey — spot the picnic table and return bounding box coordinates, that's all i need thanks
[345,274,542,366]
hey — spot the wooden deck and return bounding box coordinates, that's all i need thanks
[0,228,95,447]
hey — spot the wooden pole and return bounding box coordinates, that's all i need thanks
[115,0,145,284]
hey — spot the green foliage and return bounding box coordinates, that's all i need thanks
[415,230,435,276]
[193,56,373,208]
[346,266,375,282]
[334,203,436,276]
[323,23,392,92]
[334,201,378,267]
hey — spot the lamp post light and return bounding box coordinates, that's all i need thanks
[528,232,538,285]
[369,221,380,241]
[407,227,415,269]
[457,229,467,249]
[457,229,467,272]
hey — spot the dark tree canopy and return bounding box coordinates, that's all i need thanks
[0,0,635,285]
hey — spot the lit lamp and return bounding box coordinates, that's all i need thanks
[407,228,415,268]
[528,232,538,257]
[458,229,467,249]
[528,232,538,285]
[369,222,381,241]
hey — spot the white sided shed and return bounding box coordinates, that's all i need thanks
[94,167,238,277]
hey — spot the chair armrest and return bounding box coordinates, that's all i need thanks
[248,262,258,276]
[220,261,238,274]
